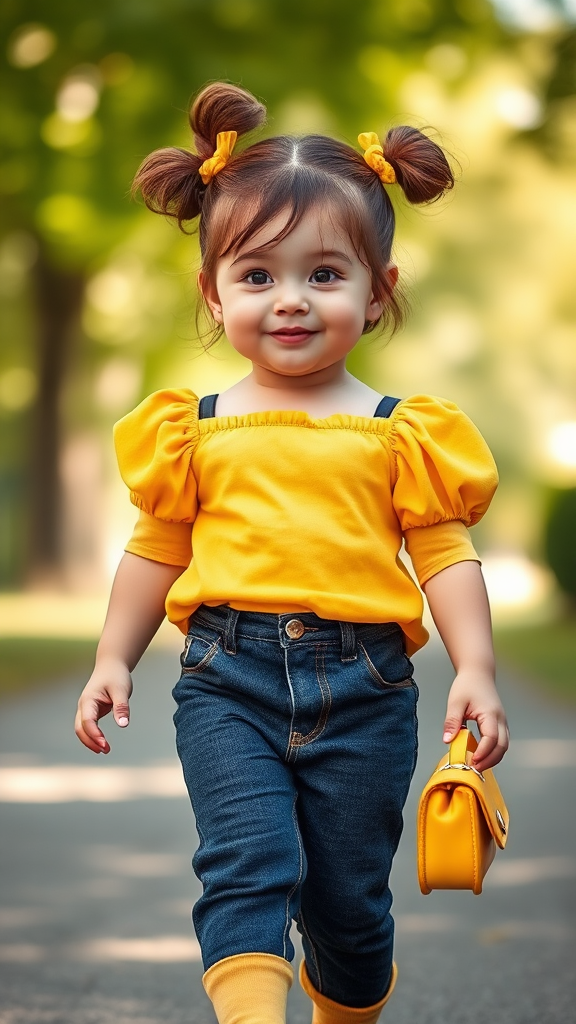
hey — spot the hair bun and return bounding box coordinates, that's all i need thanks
[132,147,205,228]
[191,83,266,159]
[132,83,266,229]
[383,126,454,203]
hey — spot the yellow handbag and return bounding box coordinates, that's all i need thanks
[417,727,509,895]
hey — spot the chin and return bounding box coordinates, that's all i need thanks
[273,356,323,374]
[268,366,314,378]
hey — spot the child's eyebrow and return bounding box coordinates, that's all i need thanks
[230,248,353,266]
[310,249,353,264]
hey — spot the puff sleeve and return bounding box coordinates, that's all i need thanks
[113,389,199,567]
[390,395,498,586]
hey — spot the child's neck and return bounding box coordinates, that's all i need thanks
[216,365,384,419]
[250,361,349,391]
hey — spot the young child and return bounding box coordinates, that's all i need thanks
[76,83,509,1024]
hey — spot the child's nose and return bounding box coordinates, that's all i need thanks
[273,285,309,315]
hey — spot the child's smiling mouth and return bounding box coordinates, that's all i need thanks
[268,327,317,344]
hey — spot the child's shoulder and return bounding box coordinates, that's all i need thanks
[390,393,481,435]
[114,389,201,472]
[113,390,200,519]
[394,392,464,416]
[389,393,496,472]
[115,387,199,438]
[118,387,199,424]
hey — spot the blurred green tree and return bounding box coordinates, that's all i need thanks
[1,0,510,584]
[544,487,576,605]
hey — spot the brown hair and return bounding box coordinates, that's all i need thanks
[133,82,454,340]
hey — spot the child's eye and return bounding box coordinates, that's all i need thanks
[245,270,272,286]
[311,267,339,284]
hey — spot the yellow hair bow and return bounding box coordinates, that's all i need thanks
[199,130,238,184]
[358,132,396,184]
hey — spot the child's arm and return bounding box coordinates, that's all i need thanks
[422,559,509,773]
[75,552,185,754]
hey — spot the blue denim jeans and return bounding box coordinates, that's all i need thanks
[172,605,418,1007]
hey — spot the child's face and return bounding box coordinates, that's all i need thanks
[201,208,388,380]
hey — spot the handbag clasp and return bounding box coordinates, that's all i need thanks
[437,762,486,782]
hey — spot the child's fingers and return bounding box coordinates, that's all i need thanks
[75,692,115,753]
[472,719,509,772]
[113,701,130,728]
[470,727,498,768]
[74,703,110,754]
[75,671,132,751]
[442,696,468,743]
[76,722,110,754]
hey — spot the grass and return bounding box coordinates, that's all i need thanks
[0,637,97,701]
[494,618,576,702]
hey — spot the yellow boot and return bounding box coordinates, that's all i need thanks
[203,952,294,1024]
[299,959,398,1024]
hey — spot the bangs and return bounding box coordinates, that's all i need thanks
[202,167,381,272]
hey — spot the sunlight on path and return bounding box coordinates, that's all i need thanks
[0,936,202,963]
[0,762,186,801]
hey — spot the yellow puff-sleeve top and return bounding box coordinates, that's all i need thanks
[114,390,498,655]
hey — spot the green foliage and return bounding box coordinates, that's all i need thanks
[494,619,576,702]
[0,637,97,699]
[544,488,576,600]
[0,0,503,268]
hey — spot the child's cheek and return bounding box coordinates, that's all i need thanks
[223,294,260,328]
[221,300,266,353]
[324,294,368,334]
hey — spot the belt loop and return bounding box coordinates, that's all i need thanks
[340,621,357,662]
[223,608,239,655]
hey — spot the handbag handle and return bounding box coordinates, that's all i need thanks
[449,727,477,764]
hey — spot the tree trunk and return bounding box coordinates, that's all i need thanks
[27,249,85,585]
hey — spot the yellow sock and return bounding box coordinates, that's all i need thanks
[203,952,294,1024]
[299,960,398,1024]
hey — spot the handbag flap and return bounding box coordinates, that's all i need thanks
[419,729,509,848]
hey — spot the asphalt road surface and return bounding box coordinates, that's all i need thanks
[1,637,575,1024]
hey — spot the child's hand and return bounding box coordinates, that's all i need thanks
[442,670,509,773]
[75,658,133,754]
[73,553,185,753]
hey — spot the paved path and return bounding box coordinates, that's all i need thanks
[1,640,575,1024]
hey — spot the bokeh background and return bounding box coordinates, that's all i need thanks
[1,0,576,693]
[1,6,576,1023]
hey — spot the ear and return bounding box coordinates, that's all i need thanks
[366,291,384,323]
[365,263,398,322]
[198,270,223,324]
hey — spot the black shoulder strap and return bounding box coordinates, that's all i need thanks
[374,395,401,418]
[198,393,218,419]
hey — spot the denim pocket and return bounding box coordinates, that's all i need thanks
[181,633,221,673]
[357,627,415,689]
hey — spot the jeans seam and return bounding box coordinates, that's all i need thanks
[284,795,304,959]
[289,648,332,748]
[182,636,221,674]
[358,641,413,690]
[284,649,297,763]
[298,909,322,992]
[192,615,280,646]
[235,633,280,644]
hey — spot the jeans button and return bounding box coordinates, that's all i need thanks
[285,618,305,639]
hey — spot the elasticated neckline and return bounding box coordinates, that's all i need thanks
[197,406,404,434]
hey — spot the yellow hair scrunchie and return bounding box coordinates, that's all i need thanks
[198,130,238,185]
[358,132,396,184]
